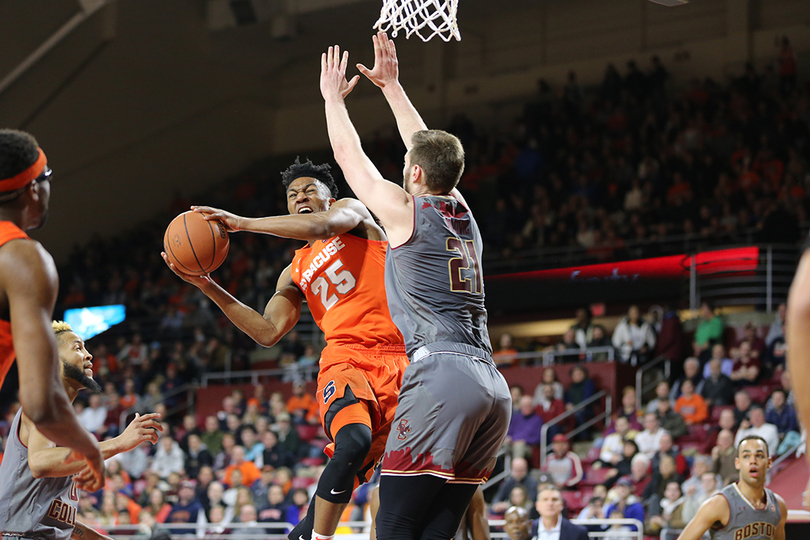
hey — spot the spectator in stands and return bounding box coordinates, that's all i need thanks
[177,414,201,452]
[151,434,186,480]
[534,383,566,428]
[669,357,702,401]
[652,432,688,477]
[765,303,786,347]
[273,412,304,459]
[507,486,533,515]
[539,368,564,401]
[738,323,766,360]
[572,307,595,349]
[626,454,652,497]
[510,385,524,412]
[730,341,761,386]
[643,454,684,516]
[250,464,275,504]
[260,429,294,470]
[612,305,656,365]
[646,381,673,413]
[675,379,708,425]
[225,445,262,487]
[258,484,288,524]
[608,386,643,432]
[78,394,108,436]
[201,415,225,455]
[541,434,583,488]
[534,484,589,540]
[115,439,151,480]
[196,466,215,510]
[682,471,720,523]
[764,322,788,376]
[205,481,232,522]
[654,305,684,362]
[732,390,753,429]
[118,333,149,366]
[493,333,519,367]
[491,457,538,514]
[701,357,735,406]
[565,366,596,430]
[166,481,205,534]
[604,478,645,532]
[693,302,724,360]
[214,432,237,471]
[145,489,172,523]
[635,413,667,458]
[576,496,606,532]
[680,455,717,500]
[503,506,533,540]
[506,395,544,460]
[702,344,734,378]
[604,440,640,487]
[240,425,262,463]
[655,395,688,440]
[766,388,799,437]
[285,488,310,526]
[555,328,581,361]
[185,433,214,479]
[598,416,635,467]
[735,406,779,456]
[586,325,612,361]
[645,480,686,536]
[711,429,738,485]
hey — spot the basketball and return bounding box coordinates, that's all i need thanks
[163,211,229,276]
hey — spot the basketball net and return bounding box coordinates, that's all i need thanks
[374,0,461,42]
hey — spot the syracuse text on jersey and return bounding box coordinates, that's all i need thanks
[298,237,347,292]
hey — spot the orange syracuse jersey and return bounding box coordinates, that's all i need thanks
[0,221,29,389]
[290,233,403,349]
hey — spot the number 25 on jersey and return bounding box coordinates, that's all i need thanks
[312,259,357,310]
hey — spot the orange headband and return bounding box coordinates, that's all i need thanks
[0,148,47,193]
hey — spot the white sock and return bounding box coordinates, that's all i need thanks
[312,531,335,540]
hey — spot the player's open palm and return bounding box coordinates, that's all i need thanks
[357,32,399,88]
[320,45,360,101]
[120,412,163,452]
[161,252,213,289]
[191,205,243,232]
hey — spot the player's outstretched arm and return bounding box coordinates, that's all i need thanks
[787,250,810,508]
[71,519,113,540]
[27,413,162,480]
[0,239,104,491]
[193,199,375,243]
[677,495,729,540]
[162,253,302,347]
[321,45,413,240]
[357,32,427,150]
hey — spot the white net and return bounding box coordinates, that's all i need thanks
[374,0,461,42]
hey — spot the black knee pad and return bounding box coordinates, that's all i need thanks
[316,423,372,504]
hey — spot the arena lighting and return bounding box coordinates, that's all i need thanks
[488,247,760,282]
[63,304,126,340]
[648,0,689,6]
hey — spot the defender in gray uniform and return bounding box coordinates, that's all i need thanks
[677,436,786,540]
[320,33,510,540]
[0,321,162,540]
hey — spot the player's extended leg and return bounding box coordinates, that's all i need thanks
[375,475,477,540]
[288,395,373,540]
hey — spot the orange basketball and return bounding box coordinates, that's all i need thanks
[163,211,229,276]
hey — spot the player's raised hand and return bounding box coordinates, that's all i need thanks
[320,45,360,102]
[192,206,244,232]
[161,252,213,289]
[119,412,163,452]
[357,32,399,89]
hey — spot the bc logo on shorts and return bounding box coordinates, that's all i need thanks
[323,380,336,404]
[396,419,411,440]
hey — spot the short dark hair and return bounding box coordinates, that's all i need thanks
[281,157,338,198]
[409,130,465,193]
[737,434,769,456]
[0,129,39,181]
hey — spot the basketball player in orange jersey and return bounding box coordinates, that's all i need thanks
[0,129,104,491]
[162,158,408,540]
[788,235,810,508]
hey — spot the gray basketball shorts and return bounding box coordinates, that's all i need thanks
[380,345,511,484]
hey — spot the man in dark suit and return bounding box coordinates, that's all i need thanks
[534,484,589,540]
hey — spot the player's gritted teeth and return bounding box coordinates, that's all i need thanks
[297,206,313,214]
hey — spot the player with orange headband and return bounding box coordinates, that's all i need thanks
[0,129,105,492]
